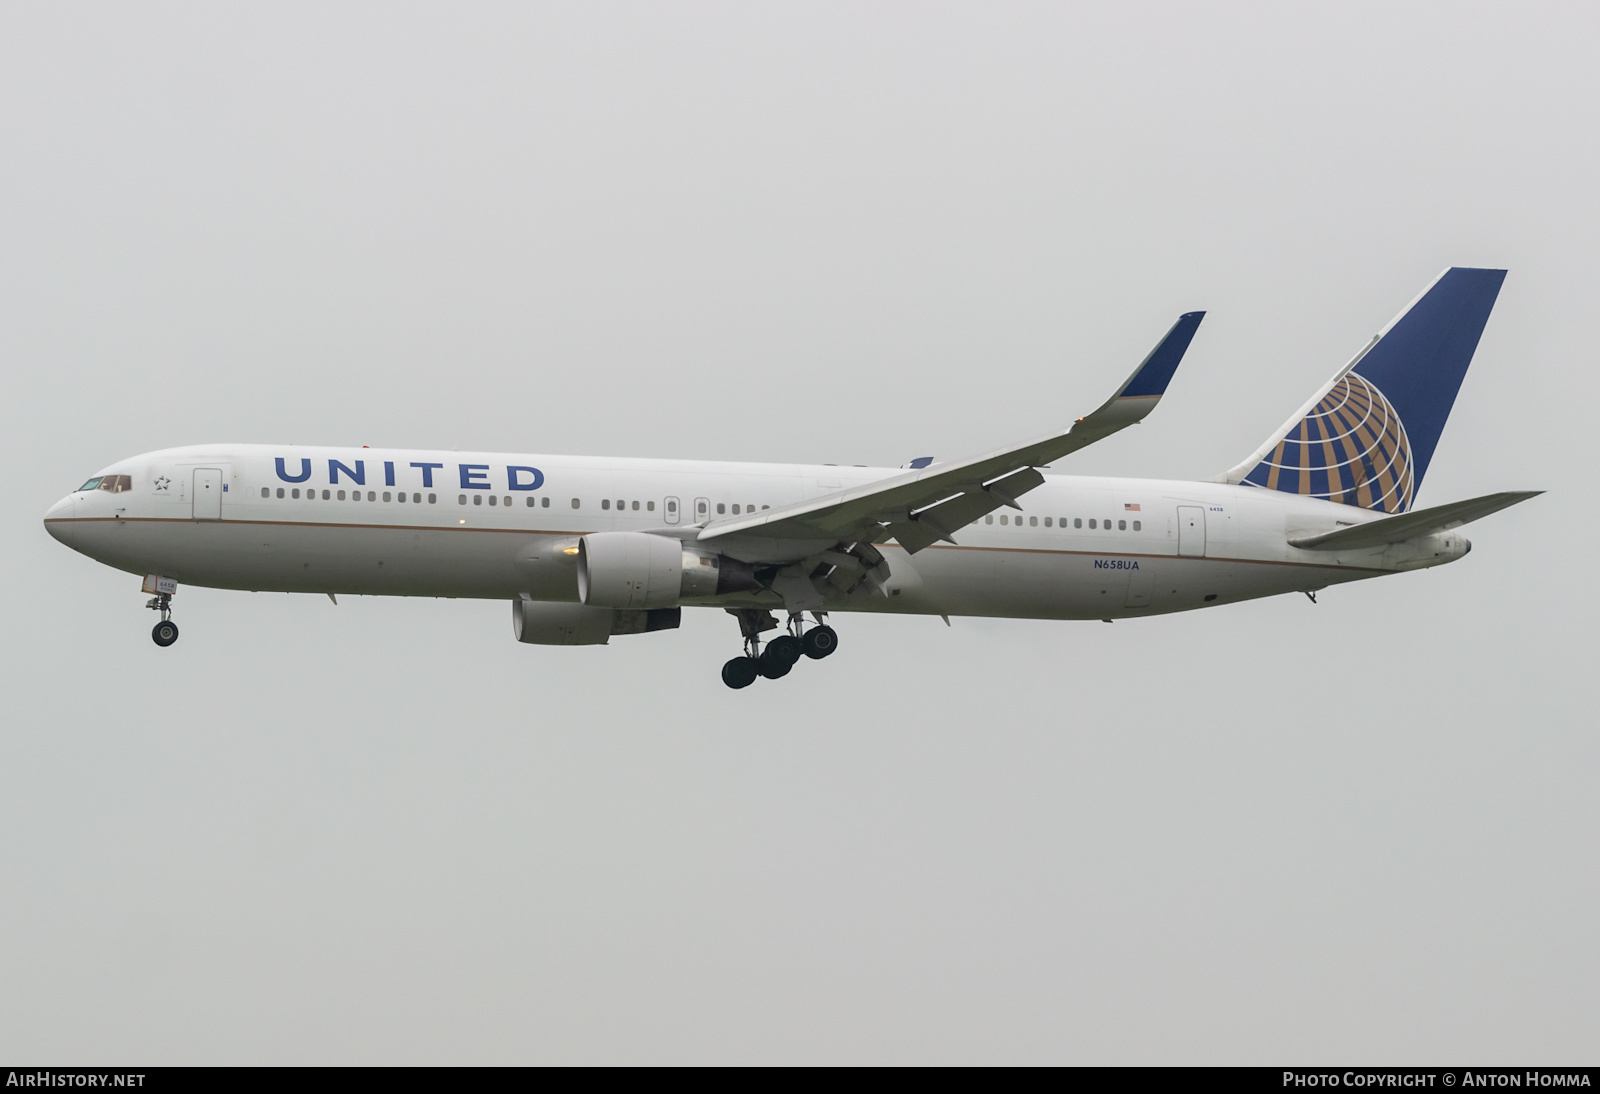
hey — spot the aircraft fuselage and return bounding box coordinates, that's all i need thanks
[43,444,1467,621]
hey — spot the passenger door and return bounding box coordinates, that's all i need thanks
[1177,505,1206,558]
[193,468,223,520]
[664,496,681,525]
[694,497,710,524]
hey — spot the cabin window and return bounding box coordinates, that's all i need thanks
[291,488,300,499]
[632,500,639,511]
[762,504,770,510]
[526,497,535,507]
[1088,519,1096,529]
[602,499,610,510]
[999,514,1008,525]
[397,492,406,503]
[503,496,511,507]
[1029,516,1038,527]
[427,493,436,504]
[1074,518,1082,528]
[542,497,550,508]
[277,488,285,498]
[260,487,268,498]
[1044,517,1052,527]
[985,515,993,524]
[488,495,497,506]
[368,491,376,501]
[382,491,391,502]
[571,498,580,508]
[458,495,467,505]
[732,504,741,515]
[352,491,361,502]
[473,495,483,506]
[647,501,654,511]
[1133,520,1141,531]
[1104,518,1113,530]
[717,503,726,514]
[666,499,677,514]
[336,490,346,501]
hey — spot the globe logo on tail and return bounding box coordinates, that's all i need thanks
[1242,371,1415,513]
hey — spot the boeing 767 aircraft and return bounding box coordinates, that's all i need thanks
[45,268,1538,688]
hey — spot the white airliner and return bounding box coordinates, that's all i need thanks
[45,268,1538,688]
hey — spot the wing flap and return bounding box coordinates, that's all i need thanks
[1288,490,1542,550]
[880,468,1047,553]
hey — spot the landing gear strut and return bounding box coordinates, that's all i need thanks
[720,609,838,688]
[147,591,178,647]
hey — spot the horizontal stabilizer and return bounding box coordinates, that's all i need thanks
[1289,490,1541,550]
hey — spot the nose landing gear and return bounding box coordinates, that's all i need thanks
[145,580,178,647]
[721,609,837,688]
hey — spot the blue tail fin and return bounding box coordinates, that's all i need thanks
[1223,268,1506,513]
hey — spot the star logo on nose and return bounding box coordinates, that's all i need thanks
[154,476,170,491]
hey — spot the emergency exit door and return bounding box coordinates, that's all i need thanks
[193,468,222,520]
[1177,505,1206,557]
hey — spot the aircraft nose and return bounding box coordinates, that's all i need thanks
[44,495,75,545]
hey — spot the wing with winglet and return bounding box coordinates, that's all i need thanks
[697,311,1205,557]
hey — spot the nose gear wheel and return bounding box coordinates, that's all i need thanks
[146,591,178,647]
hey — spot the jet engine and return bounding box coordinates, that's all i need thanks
[511,597,681,645]
[576,531,761,609]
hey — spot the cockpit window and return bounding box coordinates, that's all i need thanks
[81,475,131,493]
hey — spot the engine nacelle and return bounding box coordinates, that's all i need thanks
[511,597,681,645]
[577,532,762,609]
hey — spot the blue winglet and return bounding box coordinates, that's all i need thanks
[1118,311,1206,399]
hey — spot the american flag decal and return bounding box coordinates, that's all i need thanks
[1124,503,1141,511]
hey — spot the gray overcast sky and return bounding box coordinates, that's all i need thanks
[1,1,1595,1064]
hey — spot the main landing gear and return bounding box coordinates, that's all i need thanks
[146,590,178,647]
[721,609,838,689]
